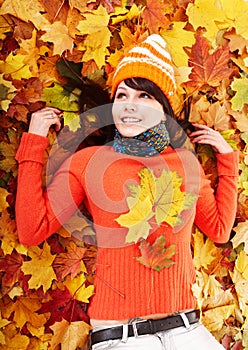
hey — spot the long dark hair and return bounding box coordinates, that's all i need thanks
[115,78,188,148]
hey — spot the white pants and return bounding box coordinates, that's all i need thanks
[91,322,224,350]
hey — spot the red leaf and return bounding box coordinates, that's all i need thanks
[38,287,89,328]
[0,250,24,288]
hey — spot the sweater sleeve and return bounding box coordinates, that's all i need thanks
[194,151,239,243]
[15,132,86,246]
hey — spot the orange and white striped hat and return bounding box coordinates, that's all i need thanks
[110,34,176,107]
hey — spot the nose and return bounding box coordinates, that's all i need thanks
[124,103,137,112]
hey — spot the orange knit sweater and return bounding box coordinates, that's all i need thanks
[15,133,239,320]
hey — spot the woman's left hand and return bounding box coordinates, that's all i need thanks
[190,123,233,154]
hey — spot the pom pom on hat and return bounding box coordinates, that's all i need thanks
[110,34,176,107]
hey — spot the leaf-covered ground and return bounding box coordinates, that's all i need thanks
[0,0,248,349]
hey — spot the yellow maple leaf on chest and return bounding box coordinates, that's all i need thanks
[116,167,197,243]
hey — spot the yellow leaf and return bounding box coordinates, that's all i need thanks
[154,170,197,227]
[11,295,47,329]
[64,274,94,303]
[0,128,19,176]
[19,29,48,76]
[0,0,50,30]
[41,22,74,56]
[0,188,8,211]
[0,52,32,79]
[161,22,195,67]
[77,5,111,68]
[0,14,12,40]
[125,215,153,243]
[82,29,111,68]
[111,4,140,25]
[219,0,248,40]
[232,221,248,254]
[0,209,27,255]
[119,196,153,228]
[77,5,110,35]
[192,229,217,269]
[186,0,226,40]
[21,242,56,293]
[235,250,248,280]
[0,325,30,349]
[50,319,91,350]
[202,305,235,332]
[230,268,248,314]
[0,74,16,111]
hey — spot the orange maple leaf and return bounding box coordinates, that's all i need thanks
[142,0,170,33]
[50,318,91,350]
[188,35,233,89]
[136,234,176,272]
[53,241,87,280]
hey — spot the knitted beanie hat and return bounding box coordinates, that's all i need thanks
[110,34,176,107]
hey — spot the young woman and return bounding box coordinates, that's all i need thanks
[15,35,239,349]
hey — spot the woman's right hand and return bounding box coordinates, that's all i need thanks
[28,107,63,137]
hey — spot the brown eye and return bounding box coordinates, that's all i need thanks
[116,92,126,99]
[139,92,151,99]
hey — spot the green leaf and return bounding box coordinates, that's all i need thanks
[230,76,248,111]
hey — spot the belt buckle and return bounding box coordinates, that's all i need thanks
[130,319,147,338]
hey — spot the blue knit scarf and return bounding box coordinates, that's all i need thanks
[113,121,170,157]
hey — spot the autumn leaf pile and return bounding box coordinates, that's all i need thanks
[0,0,248,349]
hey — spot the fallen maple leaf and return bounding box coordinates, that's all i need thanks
[0,52,33,80]
[136,234,176,272]
[53,241,87,280]
[77,5,111,68]
[187,36,233,89]
[161,22,195,67]
[232,221,248,255]
[63,274,94,303]
[142,0,170,33]
[192,229,217,269]
[0,128,19,177]
[0,0,50,30]
[11,295,48,329]
[201,305,235,332]
[0,249,24,290]
[0,188,9,211]
[230,76,248,111]
[0,74,16,111]
[41,22,74,56]
[21,241,56,293]
[186,0,226,40]
[50,318,91,350]
[38,287,89,327]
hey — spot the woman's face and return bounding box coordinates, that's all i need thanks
[112,81,165,137]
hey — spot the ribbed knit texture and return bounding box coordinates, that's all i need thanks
[15,133,239,320]
[110,34,176,107]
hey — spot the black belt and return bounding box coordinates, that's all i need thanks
[91,310,200,346]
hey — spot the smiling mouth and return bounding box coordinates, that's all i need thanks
[121,117,142,123]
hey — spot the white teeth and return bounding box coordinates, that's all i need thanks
[122,117,141,123]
